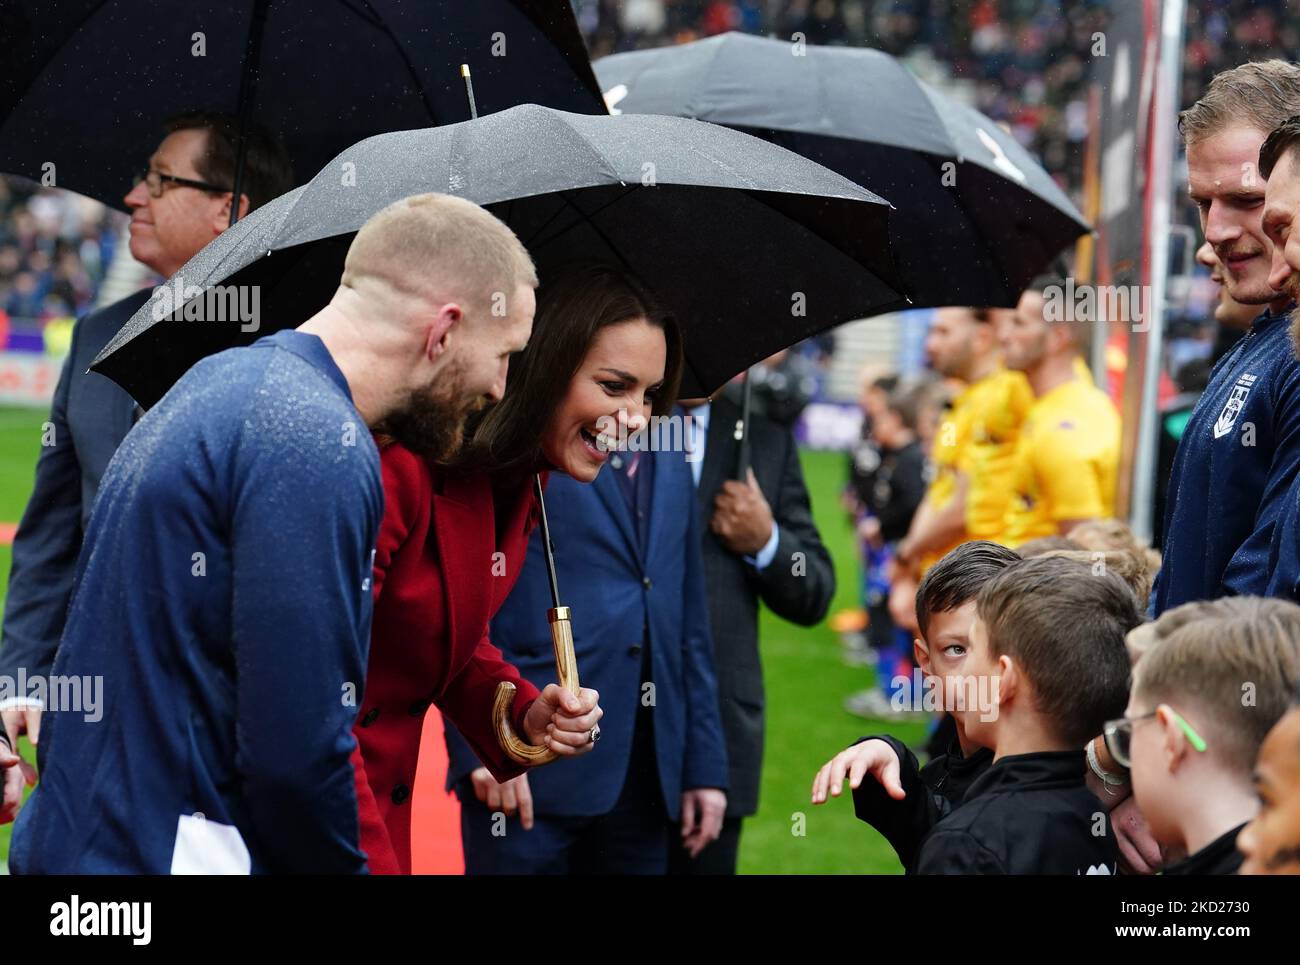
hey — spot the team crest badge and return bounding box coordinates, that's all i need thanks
[1214,374,1257,439]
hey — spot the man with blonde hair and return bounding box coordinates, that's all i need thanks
[1154,60,1300,613]
[6,194,598,874]
[1107,596,1300,874]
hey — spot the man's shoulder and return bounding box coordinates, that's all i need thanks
[84,288,154,323]
[70,288,153,360]
[161,339,359,453]
[1033,380,1118,439]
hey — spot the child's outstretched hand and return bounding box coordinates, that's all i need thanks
[810,738,905,804]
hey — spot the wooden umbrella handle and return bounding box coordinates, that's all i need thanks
[493,606,582,765]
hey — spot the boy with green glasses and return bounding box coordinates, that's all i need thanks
[1114,596,1300,874]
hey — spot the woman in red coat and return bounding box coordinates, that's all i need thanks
[353,266,684,873]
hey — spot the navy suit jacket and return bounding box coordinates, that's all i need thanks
[445,442,729,821]
[0,289,149,685]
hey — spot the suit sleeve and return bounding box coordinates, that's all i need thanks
[850,735,950,871]
[681,491,730,791]
[0,341,83,691]
[1237,359,1300,596]
[914,828,1007,874]
[753,430,835,626]
[231,408,380,874]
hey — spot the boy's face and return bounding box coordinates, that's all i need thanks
[1239,709,1300,875]
[869,407,900,446]
[915,600,976,730]
[1123,693,1182,848]
[863,385,886,422]
[960,614,1002,748]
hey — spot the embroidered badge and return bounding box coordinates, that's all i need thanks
[1214,374,1257,439]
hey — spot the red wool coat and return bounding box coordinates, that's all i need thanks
[351,441,545,874]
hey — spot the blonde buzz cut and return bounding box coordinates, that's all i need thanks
[1133,596,1300,775]
[340,193,537,316]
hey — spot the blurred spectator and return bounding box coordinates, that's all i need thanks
[0,175,124,341]
[844,377,929,720]
[722,346,821,428]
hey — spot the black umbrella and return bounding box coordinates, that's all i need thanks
[595,31,1090,308]
[91,103,907,406]
[0,0,605,211]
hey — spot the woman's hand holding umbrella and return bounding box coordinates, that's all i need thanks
[521,684,603,758]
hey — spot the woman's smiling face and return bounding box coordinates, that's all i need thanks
[541,318,667,482]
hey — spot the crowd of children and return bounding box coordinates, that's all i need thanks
[825,285,1300,874]
[814,536,1300,875]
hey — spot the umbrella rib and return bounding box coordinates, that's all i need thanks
[524,183,640,250]
[332,0,442,124]
[542,189,641,280]
[0,0,110,138]
[518,199,576,250]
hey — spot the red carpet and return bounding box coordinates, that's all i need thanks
[410,709,464,875]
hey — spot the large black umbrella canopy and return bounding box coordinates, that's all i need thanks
[92,104,907,406]
[595,31,1090,308]
[0,0,605,208]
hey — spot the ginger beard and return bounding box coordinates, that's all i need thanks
[383,357,486,462]
[1283,273,1300,357]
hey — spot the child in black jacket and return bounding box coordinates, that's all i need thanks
[810,541,1017,871]
[914,555,1140,874]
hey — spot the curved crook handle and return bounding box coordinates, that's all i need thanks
[494,606,581,765]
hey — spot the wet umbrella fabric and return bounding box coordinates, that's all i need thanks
[92,104,908,406]
[595,31,1090,308]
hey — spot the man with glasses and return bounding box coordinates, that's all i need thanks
[0,112,293,797]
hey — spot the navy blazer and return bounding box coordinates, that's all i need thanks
[445,441,729,821]
[0,289,149,684]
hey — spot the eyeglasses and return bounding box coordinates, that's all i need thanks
[1103,707,1208,769]
[135,168,230,199]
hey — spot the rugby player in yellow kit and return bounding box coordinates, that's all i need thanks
[998,277,1121,545]
[895,308,1030,571]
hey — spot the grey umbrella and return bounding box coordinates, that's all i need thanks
[596,31,1090,308]
[92,103,907,405]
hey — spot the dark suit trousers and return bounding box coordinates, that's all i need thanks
[667,816,743,875]
[459,677,669,875]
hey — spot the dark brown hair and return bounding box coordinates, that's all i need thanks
[915,541,1022,641]
[451,263,682,477]
[976,556,1140,746]
[163,110,295,212]
[1259,114,1300,180]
